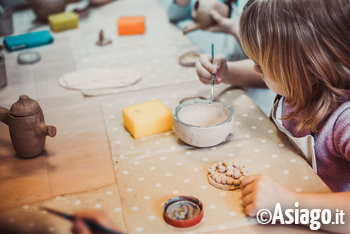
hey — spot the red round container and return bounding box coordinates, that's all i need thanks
[163,195,203,228]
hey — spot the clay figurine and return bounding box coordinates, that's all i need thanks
[0,95,56,158]
[96,29,112,46]
[183,0,229,34]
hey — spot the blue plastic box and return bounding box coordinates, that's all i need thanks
[3,30,54,52]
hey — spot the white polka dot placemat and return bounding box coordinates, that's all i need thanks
[102,84,330,233]
[0,184,127,234]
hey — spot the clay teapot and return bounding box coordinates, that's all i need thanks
[185,0,229,33]
[0,95,56,158]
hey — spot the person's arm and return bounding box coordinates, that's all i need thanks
[293,192,350,233]
[195,54,266,87]
[241,175,350,233]
[167,0,192,23]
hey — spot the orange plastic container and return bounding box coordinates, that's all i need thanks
[117,16,145,36]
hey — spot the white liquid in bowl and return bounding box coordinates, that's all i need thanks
[177,102,230,127]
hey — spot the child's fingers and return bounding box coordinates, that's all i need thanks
[196,60,212,84]
[241,182,254,197]
[241,192,255,207]
[199,54,217,73]
[243,203,258,217]
[213,55,227,73]
[240,174,258,189]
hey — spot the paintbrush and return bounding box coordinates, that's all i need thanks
[210,43,215,102]
[41,207,123,234]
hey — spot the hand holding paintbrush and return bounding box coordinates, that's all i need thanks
[195,53,229,86]
[42,207,123,234]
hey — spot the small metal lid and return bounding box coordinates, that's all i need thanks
[17,51,41,65]
[163,195,203,228]
[10,95,41,117]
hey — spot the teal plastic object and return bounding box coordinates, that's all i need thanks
[3,30,54,52]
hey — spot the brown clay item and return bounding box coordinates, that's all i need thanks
[90,0,114,7]
[178,51,200,67]
[191,0,229,29]
[27,0,66,21]
[0,95,56,158]
[207,161,248,190]
[96,29,112,46]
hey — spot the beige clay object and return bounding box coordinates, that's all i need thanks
[0,95,56,158]
[207,161,248,190]
[173,98,234,147]
[59,68,142,90]
[178,51,200,67]
[190,0,229,30]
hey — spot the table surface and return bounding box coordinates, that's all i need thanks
[0,0,330,233]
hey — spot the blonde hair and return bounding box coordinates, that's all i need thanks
[240,0,350,132]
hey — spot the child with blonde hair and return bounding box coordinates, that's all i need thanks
[196,0,350,232]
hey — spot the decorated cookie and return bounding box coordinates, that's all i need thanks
[207,161,248,190]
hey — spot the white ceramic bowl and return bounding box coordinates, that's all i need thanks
[173,98,234,147]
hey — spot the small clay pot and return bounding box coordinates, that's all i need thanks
[27,0,66,21]
[173,98,234,147]
[192,0,229,29]
[0,95,56,158]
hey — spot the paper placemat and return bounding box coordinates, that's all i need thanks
[0,183,127,234]
[102,83,330,234]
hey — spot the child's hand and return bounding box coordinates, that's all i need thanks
[196,54,228,85]
[240,175,294,216]
[71,210,120,234]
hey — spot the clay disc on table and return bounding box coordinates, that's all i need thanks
[207,161,248,191]
[178,51,200,67]
[58,68,142,90]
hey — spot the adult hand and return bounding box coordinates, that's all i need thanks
[195,54,228,85]
[240,175,295,216]
[71,210,120,234]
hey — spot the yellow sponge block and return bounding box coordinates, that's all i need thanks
[48,12,79,33]
[122,100,172,139]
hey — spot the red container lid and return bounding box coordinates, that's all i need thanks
[163,195,203,228]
